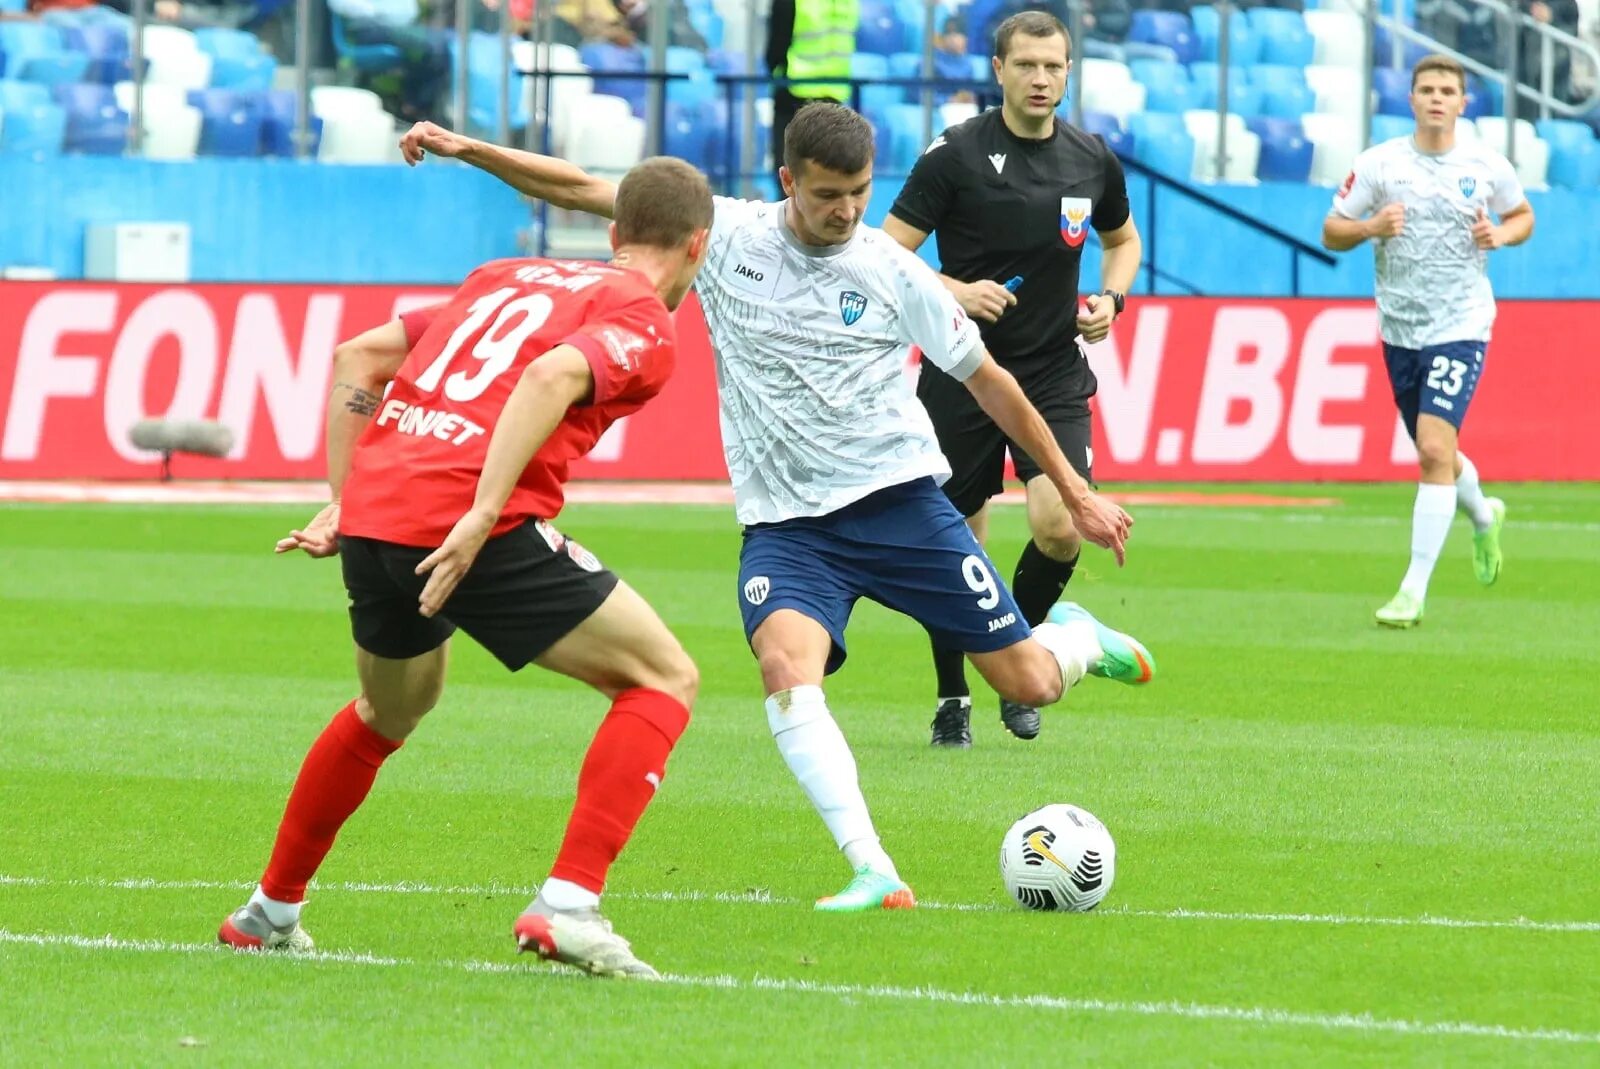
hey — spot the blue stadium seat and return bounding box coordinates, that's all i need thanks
[1129,58,1195,114]
[1127,111,1194,176]
[856,0,905,56]
[851,51,900,112]
[329,13,404,75]
[60,22,132,84]
[260,88,323,156]
[1189,62,1262,116]
[0,85,65,157]
[195,27,277,91]
[52,81,128,154]
[1129,10,1198,66]
[687,6,722,49]
[0,23,92,85]
[1248,116,1312,182]
[1373,67,1410,117]
[662,100,712,169]
[1538,118,1600,189]
[580,41,648,116]
[187,87,265,156]
[894,0,955,56]
[1248,9,1314,67]
[963,0,1007,54]
[884,102,927,174]
[1251,64,1314,119]
[1081,110,1132,156]
[706,49,748,76]
[1370,113,1412,142]
[1372,26,1429,71]
[1189,5,1261,67]
[1463,73,1493,119]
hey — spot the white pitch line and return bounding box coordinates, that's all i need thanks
[4,873,1599,934]
[0,927,1595,1047]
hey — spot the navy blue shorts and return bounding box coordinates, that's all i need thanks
[737,478,1031,674]
[1383,340,1487,438]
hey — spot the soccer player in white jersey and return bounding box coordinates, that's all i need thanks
[1323,54,1534,629]
[400,103,1155,912]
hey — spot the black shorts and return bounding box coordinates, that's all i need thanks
[339,519,619,670]
[919,353,1098,518]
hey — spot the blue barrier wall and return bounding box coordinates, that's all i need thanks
[4,157,1596,297]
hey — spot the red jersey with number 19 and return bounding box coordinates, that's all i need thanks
[338,258,677,547]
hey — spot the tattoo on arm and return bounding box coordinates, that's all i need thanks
[336,382,382,418]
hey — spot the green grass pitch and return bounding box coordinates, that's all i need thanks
[2,484,1598,1067]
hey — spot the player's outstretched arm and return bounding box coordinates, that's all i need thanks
[961,355,1132,565]
[399,121,618,218]
[276,319,411,557]
[415,346,594,617]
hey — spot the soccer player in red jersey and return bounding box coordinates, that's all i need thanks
[216,157,714,979]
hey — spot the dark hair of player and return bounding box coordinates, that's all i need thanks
[784,102,877,177]
[612,156,715,249]
[1411,53,1467,92]
[993,10,1071,61]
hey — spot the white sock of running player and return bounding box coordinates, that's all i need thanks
[1455,453,1495,530]
[249,885,303,928]
[766,686,899,880]
[1030,621,1096,698]
[535,877,600,913]
[1400,483,1457,599]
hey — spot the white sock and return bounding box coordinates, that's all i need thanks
[536,877,600,912]
[1400,483,1457,599]
[766,686,898,880]
[1029,620,1098,699]
[249,885,302,928]
[1455,454,1494,530]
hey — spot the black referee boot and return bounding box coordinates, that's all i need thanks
[1000,700,1041,741]
[929,698,972,748]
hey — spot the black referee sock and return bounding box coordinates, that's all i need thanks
[1013,541,1080,627]
[929,638,970,702]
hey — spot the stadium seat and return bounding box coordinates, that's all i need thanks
[1476,116,1549,189]
[260,88,323,156]
[1127,111,1194,176]
[1081,109,1132,156]
[938,99,978,129]
[75,22,132,85]
[53,81,129,154]
[1373,67,1411,116]
[1189,62,1263,117]
[1538,119,1600,189]
[0,22,91,85]
[687,6,722,49]
[1248,8,1314,67]
[1370,113,1412,142]
[0,86,66,158]
[1249,116,1313,182]
[1305,64,1364,120]
[120,85,203,159]
[1301,111,1362,185]
[1372,26,1430,72]
[140,24,213,89]
[662,99,711,169]
[1130,59,1196,114]
[850,52,900,113]
[329,13,404,75]
[194,27,277,91]
[856,0,904,56]
[187,86,265,156]
[310,85,385,116]
[1080,58,1146,122]
[580,41,647,117]
[1184,109,1260,182]
[1128,10,1198,66]
[570,109,645,177]
[318,108,397,163]
[1463,73,1493,119]
[1251,64,1314,119]
[1189,5,1260,67]
[1302,10,1364,67]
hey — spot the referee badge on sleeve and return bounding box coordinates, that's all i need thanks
[1060,197,1092,248]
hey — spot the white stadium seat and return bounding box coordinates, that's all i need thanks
[939,100,979,128]
[311,86,385,117]
[1305,64,1365,121]
[1476,117,1550,189]
[1184,110,1261,183]
[112,80,201,159]
[570,112,645,177]
[139,25,213,89]
[319,109,398,163]
[1303,11,1366,68]
[1080,60,1146,123]
[1301,111,1362,186]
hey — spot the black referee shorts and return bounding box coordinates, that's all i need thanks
[919,353,1098,519]
[339,519,619,671]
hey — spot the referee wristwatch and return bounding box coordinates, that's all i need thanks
[1101,290,1126,318]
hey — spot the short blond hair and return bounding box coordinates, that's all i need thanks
[1412,54,1466,92]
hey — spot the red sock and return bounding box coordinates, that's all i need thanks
[259,701,402,903]
[549,688,691,894]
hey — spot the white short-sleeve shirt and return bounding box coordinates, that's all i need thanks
[698,197,984,525]
[1331,136,1525,349]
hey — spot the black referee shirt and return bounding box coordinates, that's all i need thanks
[890,108,1130,370]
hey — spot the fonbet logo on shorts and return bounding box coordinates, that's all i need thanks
[743,575,771,605]
[1059,198,1092,248]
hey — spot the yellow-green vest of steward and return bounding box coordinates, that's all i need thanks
[785,0,860,101]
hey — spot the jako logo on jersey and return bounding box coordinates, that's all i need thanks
[839,290,868,326]
[988,153,1007,174]
[734,263,765,282]
[1059,197,1092,248]
[744,575,771,605]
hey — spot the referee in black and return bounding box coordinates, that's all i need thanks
[884,9,1143,748]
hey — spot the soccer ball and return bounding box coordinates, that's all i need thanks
[999,804,1116,912]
